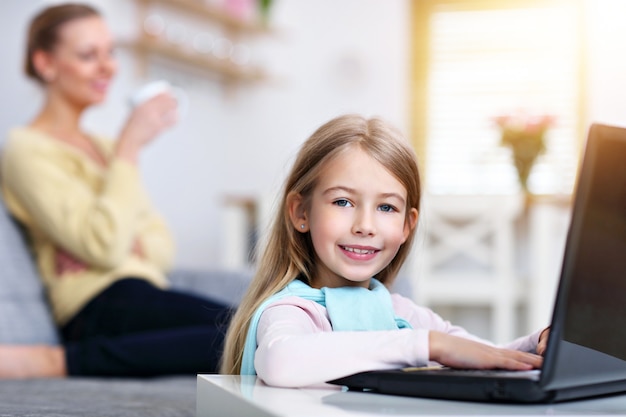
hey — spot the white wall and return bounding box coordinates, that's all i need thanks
[584,0,626,127]
[128,0,412,268]
[0,0,410,270]
[0,1,45,137]
[2,0,625,271]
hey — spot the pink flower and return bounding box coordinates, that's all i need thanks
[493,113,555,134]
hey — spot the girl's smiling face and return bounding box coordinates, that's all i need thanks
[289,146,418,289]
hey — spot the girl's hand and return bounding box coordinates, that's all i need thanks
[116,93,179,163]
[429,331,543,370]
[536,327,550,356]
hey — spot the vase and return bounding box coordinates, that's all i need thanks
[511,141,542,193]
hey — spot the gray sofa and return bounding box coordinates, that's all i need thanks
[0,193,253,416]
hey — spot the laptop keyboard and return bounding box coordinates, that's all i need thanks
[402,367,541,380]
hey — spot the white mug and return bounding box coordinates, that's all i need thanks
[129,80,188,117]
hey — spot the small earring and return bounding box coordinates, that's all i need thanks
[300,224,305,229]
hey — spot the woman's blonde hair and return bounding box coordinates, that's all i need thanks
[220,114,422,374]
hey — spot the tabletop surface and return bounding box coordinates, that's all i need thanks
[196,374,626,417]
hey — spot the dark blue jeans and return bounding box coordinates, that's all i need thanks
[61,278,233,376]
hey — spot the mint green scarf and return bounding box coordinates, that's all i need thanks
[240,278,412,375]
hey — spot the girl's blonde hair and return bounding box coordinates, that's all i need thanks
[220,114,422,374]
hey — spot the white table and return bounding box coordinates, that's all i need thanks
[197,375,626,416]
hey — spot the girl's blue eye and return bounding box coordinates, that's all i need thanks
[379,204,396,213]
[334,199,352,208]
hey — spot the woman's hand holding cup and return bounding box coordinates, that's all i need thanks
[116,80,187,163]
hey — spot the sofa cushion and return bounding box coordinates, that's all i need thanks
[0,195,59,344]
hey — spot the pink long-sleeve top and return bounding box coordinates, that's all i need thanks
[254,293,542,388]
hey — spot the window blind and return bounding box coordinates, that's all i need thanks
[422,2,583,195]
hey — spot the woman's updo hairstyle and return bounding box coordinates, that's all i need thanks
[25,3,100,83]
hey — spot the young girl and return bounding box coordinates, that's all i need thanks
[221,114,549,387]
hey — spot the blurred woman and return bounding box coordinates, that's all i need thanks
[0,3,231,378]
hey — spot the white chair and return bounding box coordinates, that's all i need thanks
[411,194,525,343]
[526,197,571,333]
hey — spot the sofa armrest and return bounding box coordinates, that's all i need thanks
[0,197,60,345]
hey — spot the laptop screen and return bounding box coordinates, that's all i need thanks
[544,123,626,390]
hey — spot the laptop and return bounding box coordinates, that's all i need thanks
[329,123,626,403]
